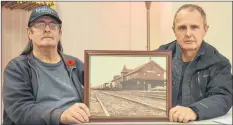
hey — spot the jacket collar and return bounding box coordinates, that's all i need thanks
[26,51,76,73]
[195,42,219,70]
[173,40,219,70]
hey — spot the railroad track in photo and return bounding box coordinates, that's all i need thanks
[116,90,167,100]
[90,90,167,117]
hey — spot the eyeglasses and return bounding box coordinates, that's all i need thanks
[30,21,61,30]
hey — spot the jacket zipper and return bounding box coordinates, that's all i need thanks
[197,72,203,98]
[70,67,84,89]
[69,67,84,102]
[190,70,203,98]
[69,67,74,80]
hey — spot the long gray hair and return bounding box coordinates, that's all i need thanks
[20,40,63,55]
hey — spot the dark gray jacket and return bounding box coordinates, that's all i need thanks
[3,52,84,125]
[158,40,232,120]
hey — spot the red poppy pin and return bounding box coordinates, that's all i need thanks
[66,60,75,66]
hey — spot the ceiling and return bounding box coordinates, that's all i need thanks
[1,1,55,11]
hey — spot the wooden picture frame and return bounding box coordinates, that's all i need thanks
[84,50,172,122]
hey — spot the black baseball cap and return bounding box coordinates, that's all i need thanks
[28,6,62,27]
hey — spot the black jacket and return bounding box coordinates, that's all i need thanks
[158,40,232,120]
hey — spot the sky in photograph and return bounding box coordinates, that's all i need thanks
[89,55,167,86]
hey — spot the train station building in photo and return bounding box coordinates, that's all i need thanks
[108,60,166,91]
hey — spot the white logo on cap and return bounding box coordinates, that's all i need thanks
[36,7,54,14]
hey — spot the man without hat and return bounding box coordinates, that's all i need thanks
[157,4,232,123]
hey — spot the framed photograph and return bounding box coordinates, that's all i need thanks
[84,50,172,122]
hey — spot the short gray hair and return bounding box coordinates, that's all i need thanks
[173,4,207,28]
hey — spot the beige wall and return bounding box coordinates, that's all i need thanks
[56,2,147,62]
[2,8,30,70]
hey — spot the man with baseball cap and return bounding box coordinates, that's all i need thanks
[28,6,62,26]
[3,6,90,125]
